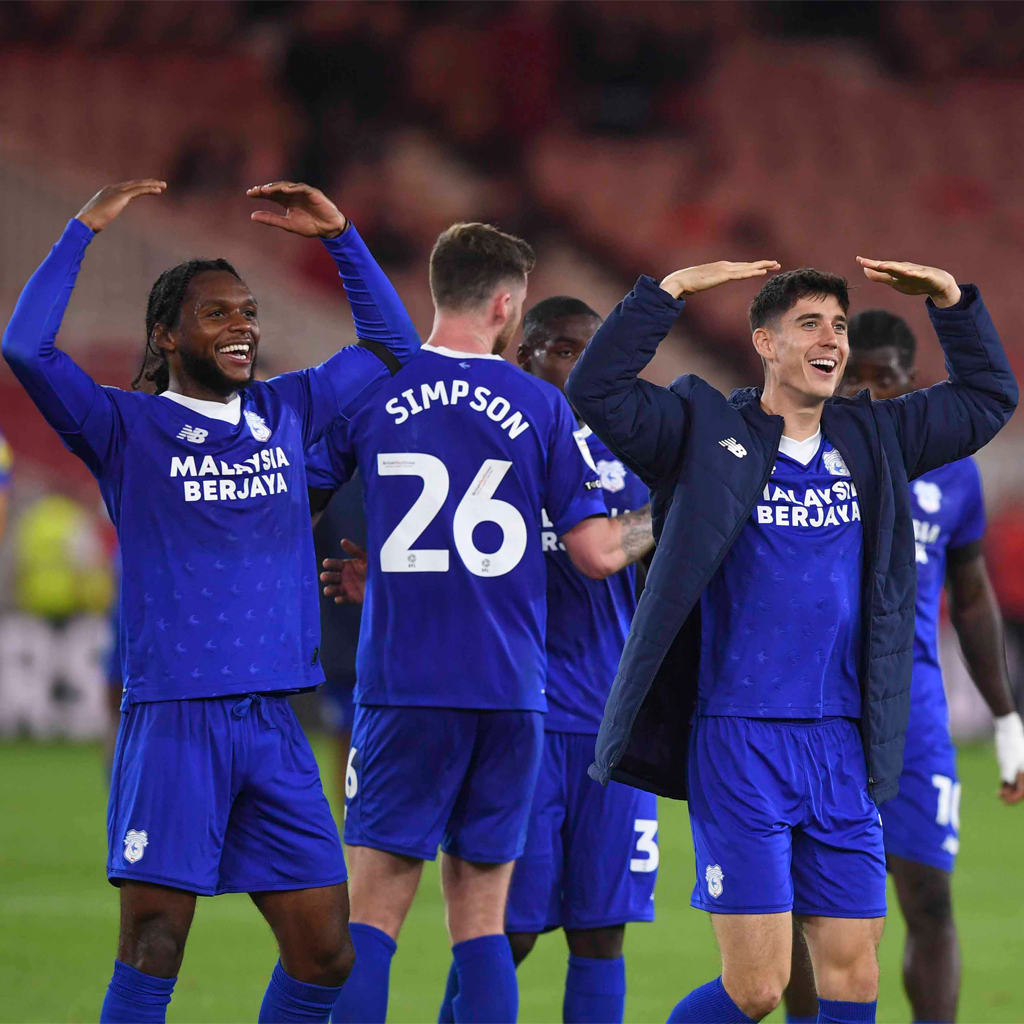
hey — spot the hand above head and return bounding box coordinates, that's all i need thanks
[321,539,367,604]
[857,258,962,308]
[75,179,167,233]
[659,260,780,300]
[248,181,348,239]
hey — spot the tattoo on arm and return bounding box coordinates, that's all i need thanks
[619,505,654,565]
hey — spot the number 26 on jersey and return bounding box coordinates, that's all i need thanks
[378,453,527,577]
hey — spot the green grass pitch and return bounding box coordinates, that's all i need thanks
[1,738,1020,1023]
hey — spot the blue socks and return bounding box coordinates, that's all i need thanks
[259,960,345,1023]
[331,923,396,1024]
[816,999,877,1023]
[564,955,626,1024]
[451,934,518,1023]
[100,961,176,1023]
[667,977,755,1023]
[438,960,458,1023]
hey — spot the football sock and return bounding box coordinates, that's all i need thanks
[564,955,626,1024]
[667,977,755,1023]
[437,961,458,1023]
[451,934,518,1023]
[330,924,396,1024]
[100,960,176,1023]
[816,998,877,1023]
[259,960,344,1023]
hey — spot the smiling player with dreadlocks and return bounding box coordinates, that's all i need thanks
[2,178,419,1024]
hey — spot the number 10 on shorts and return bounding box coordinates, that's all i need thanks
[932,774,961,830]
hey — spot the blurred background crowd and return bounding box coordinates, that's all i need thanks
[1,0,1024,743]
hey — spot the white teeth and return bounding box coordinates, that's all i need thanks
[810,359,836,371]
[220,344,251,355]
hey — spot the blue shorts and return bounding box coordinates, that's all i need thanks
[345,705,543,863]
[687,715,886,918]
[880,737,959,872]
[505,730,657,933]
[107,695,345,896]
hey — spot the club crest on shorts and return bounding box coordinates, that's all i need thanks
[823,447,850,477]
[705,863,724,898]
[123,829,149,864]
[244,410,272,442]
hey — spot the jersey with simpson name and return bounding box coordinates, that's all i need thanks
[907,458,986,754]
[542,426,648,733]
[306,345,607,711]
[699,432,863,718]
[57,356,392,705]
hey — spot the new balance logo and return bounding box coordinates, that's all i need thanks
[718,437,747,458]
[176,425,208,444]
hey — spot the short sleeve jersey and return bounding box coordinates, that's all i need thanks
[907,458,986,750]
[308,345,607,711]
[699,431,864,719]
[542,426,648,733]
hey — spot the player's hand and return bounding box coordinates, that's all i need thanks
[247,181,348,239]
[659,260,780,299]
[857,257,962,308]
[75,179,167,233]
[995,712,1024,805]
[321,539,367,604]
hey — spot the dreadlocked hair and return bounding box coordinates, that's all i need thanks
[133,258,243,393]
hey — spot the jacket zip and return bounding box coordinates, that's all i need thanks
[611,418,784,775]
[823,404,883,788]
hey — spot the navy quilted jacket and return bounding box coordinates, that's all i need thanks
[565,276,1017,804]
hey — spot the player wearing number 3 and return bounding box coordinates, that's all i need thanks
[305,224,653,1024]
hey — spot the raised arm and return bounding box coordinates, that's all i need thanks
[2,179,165,473]
[565,261,778,486]
[249,181,421,443]
[859,259,1018,479]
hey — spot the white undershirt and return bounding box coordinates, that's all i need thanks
[160,391,241,425]
[778,427,822,466]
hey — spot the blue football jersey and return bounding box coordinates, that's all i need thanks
[699,432,863,718]
[66,364,393,705]
[542,426,648,733]
[3,216,420,707]
[906,458,986,750]
[307,345,607,711]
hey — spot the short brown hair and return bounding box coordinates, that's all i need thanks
[429,223,535,311]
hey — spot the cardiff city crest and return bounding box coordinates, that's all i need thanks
[123,829,149,864]
[705,863,724,899]
[244,410,272,442]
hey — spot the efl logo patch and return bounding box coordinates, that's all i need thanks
[718,437,747,459]
[176,425,208,444]
[705,863,724,898]
[123,829,149,864]
[244,410,272,442]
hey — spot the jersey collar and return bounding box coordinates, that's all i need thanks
[159,391,242,425]
[424,344,505,361]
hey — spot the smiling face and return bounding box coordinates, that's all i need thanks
[159,270,260,397]
[754,294,849,404]
[517,312,602,393]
